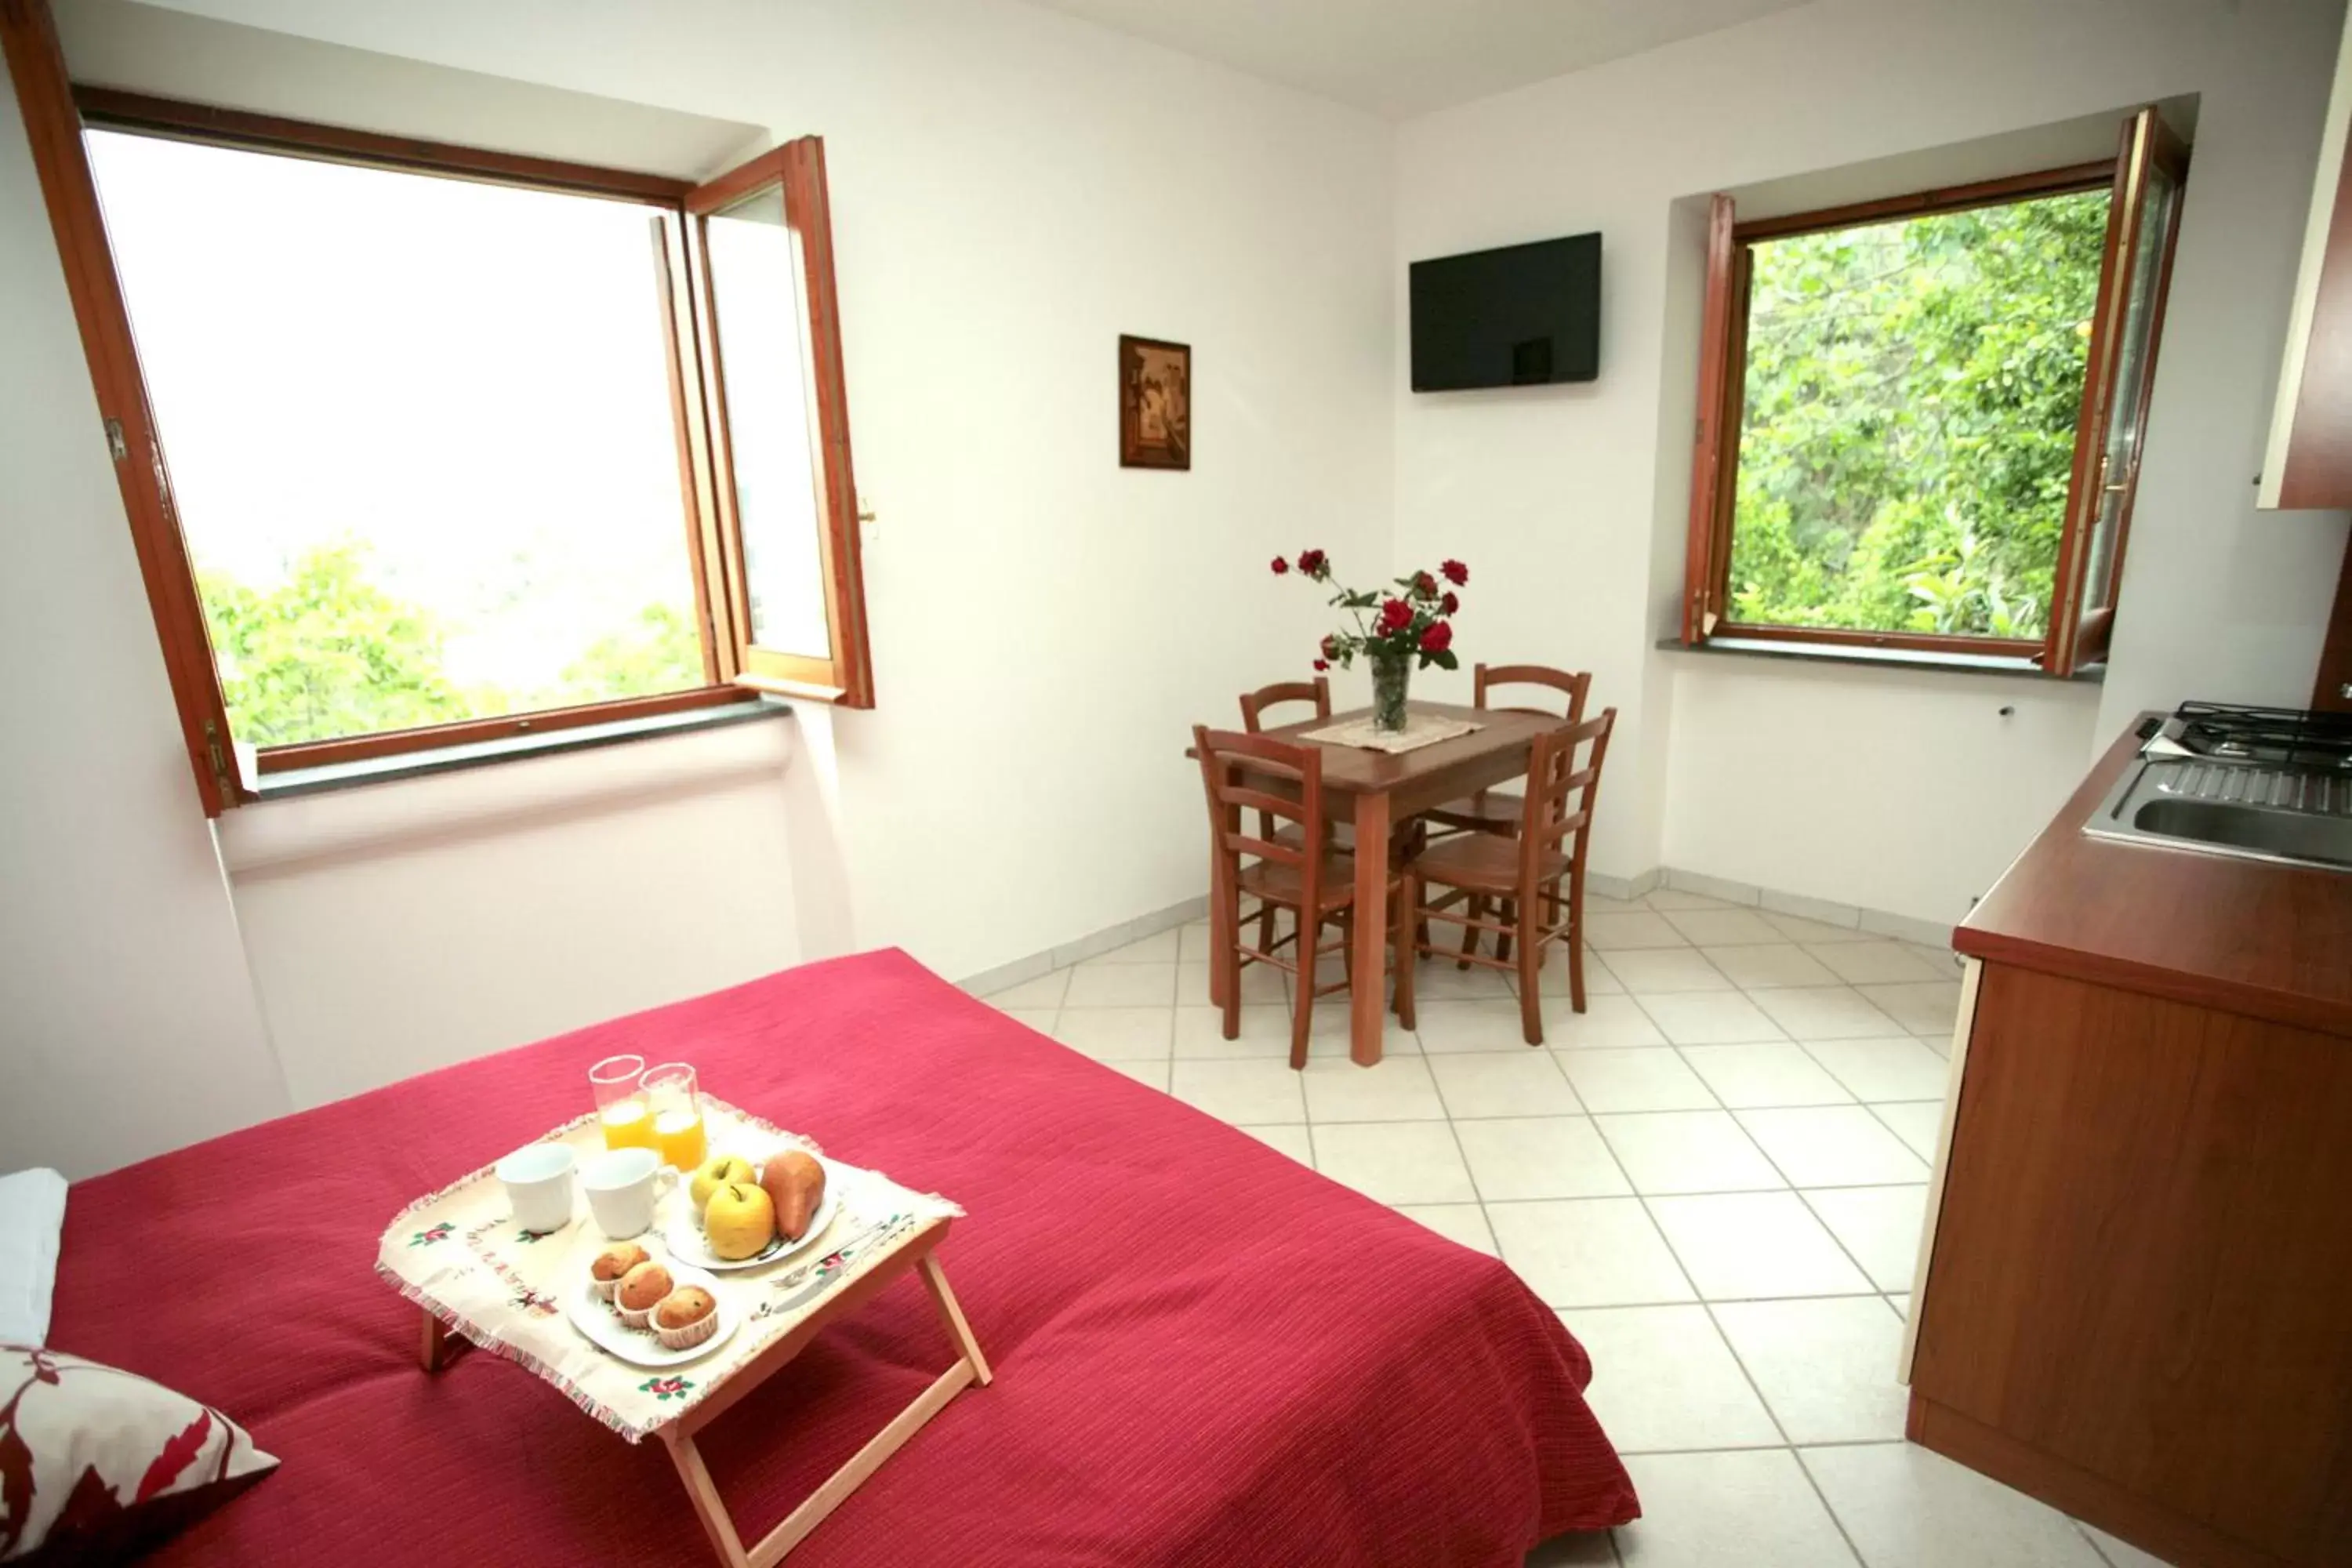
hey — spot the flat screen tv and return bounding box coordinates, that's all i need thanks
[1410,233,1601,391]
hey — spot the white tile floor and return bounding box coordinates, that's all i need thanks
[981,887,2166,1567]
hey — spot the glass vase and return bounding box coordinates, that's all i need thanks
[1369,650,1411,734]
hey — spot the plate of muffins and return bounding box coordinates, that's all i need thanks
[568,1243,739,1368]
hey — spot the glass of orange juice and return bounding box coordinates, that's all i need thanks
[590,1054,654,1151]
[641,1062,706,1171]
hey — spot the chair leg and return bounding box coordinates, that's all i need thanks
[1457,895,1486,970]
[1392,877,1417,1031]
[1214,858,1242,1039]
[1290,913,1316,1071]
[1219,923,1242,1043]
[1564,880,1587,1014]
[1496,898,1516,966]
[1340,911,1354,991]
[1516,890,1542,1046]
[1255,898,1278,971]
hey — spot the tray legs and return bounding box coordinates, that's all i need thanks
[661,1254,992,1568]
[417,1308,469,1372]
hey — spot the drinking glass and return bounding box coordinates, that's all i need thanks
[641,1062,706,1171]
[589,1053,653,1151]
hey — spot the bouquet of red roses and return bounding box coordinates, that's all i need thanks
[1271,549,1468,673]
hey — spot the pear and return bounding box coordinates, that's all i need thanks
[691,1152,757,1214]
[702,1181,775,1261]
[761,1151,827,1242]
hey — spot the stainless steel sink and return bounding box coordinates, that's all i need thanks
[2085,756,2352,869]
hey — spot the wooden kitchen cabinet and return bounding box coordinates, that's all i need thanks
[2263,5,2352,510]
[1905,723,2352,1567]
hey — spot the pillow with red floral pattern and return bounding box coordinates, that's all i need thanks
[1,1345,275,1563]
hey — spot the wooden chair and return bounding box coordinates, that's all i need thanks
[1405,710,1615,1045]
[1237,677,1339,960]
[1425,664,1592,839]
[1194,725,1415,1069]
[1423,663,1593,969]
[1237,675,1332,735]
[1236,673,1430,953]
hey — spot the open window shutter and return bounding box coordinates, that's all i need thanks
[1682,194,1740,644]
[685,136,874,708]
[1,0,244,810]
[2043,107,2188,677]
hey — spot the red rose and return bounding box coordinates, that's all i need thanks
[1298,549,1328,578]
[1378,597,1414,634]
[1413,571,1438,598]
[1319,634,1338,659]
[1440,559,1468,586]
[1271,557,1290,575]
[1439,591,1459,615]
[1420,620,1454,655]
[1312,659,1330,672]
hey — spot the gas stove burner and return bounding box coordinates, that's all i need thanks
[2161,702,2352,770]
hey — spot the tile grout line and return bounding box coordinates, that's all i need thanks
[1690,1296,1876,1563]
[1709,1073,1892,1298]
[1790,1446,1874,1568]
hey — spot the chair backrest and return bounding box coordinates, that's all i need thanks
[1518,709,1616,888]
[1238,676,1332,734]
[1192,725,1329,910]
[1473,663,1592,723]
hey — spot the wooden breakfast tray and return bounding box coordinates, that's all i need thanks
[376,1102,988,1566]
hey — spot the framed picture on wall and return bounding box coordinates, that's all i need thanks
[1120,334,1190,470]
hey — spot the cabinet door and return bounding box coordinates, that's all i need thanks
[2260,10,2352,509]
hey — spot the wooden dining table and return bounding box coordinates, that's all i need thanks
[1204,699,1568,1067]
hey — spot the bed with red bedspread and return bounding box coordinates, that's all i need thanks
[47,950,1636,1565]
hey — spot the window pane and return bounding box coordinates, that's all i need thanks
[704,184,830,660]
[2081,165,2178,615]
[1726,190,2111,639]
[85,131,704,750]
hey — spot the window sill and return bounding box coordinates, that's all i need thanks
[249,695,791,802]
[1655,635,2105,683]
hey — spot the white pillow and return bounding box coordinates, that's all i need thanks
[0,1166,67,1347]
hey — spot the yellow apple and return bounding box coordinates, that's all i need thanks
[691,1152,756,1214]
[702,1181,775,1261]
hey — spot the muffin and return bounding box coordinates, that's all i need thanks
[615,1261,674,1329]
[590,1243,650,1301]
[652,1286,720,1351]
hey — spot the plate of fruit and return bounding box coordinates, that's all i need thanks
[666,1148,837,1272]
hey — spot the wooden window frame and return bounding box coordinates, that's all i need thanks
[1681,137,2182,672]
[1,0,871,811]
[681,142,876,709]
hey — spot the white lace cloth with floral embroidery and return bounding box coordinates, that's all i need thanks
[374,1100,960,1442]
[1298,712,1482,754]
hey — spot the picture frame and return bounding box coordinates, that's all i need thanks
[1119,334,1190,470]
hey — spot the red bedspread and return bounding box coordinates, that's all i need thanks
[49,950,1636,1565]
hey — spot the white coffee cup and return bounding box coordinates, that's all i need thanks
[583,1146,677,1239]
[495,1143,577,1235]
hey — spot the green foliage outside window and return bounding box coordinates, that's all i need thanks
[198,541,703,748]
[1726,190,2110,638]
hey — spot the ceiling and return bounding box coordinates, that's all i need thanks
[1023,0,1817,118]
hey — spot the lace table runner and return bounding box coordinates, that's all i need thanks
[376,1099,960,1442]
[1298,713,1483,754]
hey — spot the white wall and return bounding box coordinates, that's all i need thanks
[1395,0,2352,925]
[0,64,288,1177]
[212,717,816,1109]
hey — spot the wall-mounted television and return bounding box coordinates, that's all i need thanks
[1410,233,1601,391]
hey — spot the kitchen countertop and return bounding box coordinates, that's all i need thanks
[1955,713,2352,1038]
